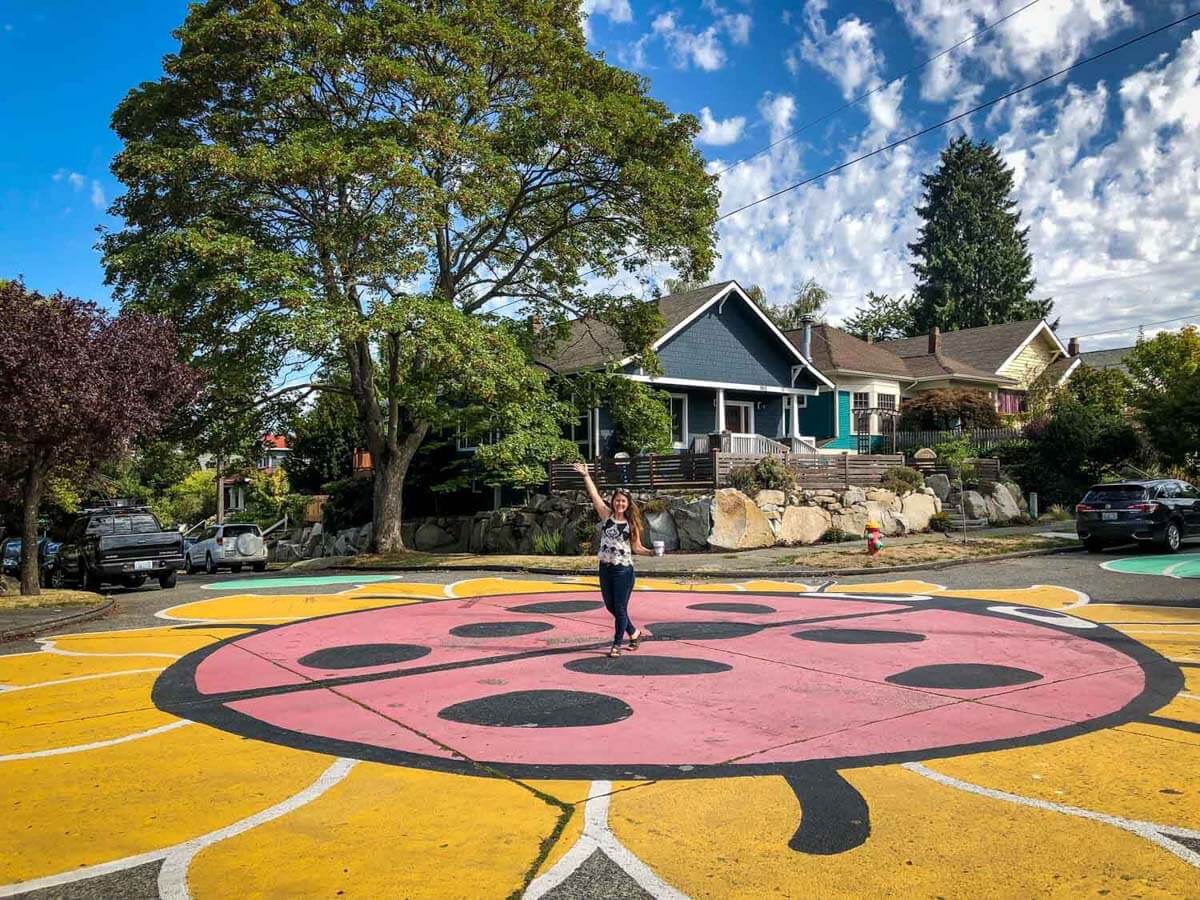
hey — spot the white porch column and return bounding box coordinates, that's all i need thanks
[715,388,726,432]
[592,407,601,458]
[791,394,801,439]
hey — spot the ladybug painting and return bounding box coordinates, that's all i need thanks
[154,588,1179,855]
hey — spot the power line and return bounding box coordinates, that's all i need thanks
[713,0,1046,177]
[486,8,1199,319]
[1072,313,1200,339]
[719,9,1200,219]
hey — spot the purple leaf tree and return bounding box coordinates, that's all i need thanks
[0,282,198,595]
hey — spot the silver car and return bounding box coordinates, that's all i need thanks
[185,523,268,574]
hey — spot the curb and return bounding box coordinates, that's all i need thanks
[311,543,1083,581]
[0,598,115,643]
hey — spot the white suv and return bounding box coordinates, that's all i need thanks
[185,523,268,575]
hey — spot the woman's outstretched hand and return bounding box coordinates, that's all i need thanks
[570,461,590,477]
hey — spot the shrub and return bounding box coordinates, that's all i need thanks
[931,436,974,477]
[753,455,797,492]
[530,526,569,556]
[882,466,924,495]
[928,511,952,533]
[1043,503,1073,522]
[899,388,1002,430]
[728,465,757,495]
[820,526,857,543]
[322,477,374,532]
[640,497,669,514]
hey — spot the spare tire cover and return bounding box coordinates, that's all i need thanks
[235,533,263,556]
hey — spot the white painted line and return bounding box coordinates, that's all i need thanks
[0,720,192,763]
[904,763,1200,869]
[0,668,164,693]
[37,639,179,660]
[1032,584,1092,609]
[524,781,689,899]
[0,757,356,898]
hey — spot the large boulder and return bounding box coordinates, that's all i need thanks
[986,483,1021,523]
[644,509,680,551]
[484,524,519,555]
[842,486,866,507]
[1002,481,1028,513]
[778,506,832,545]
[901,492,938,531]
[755,489,786,508]
[671,498,713,551]
[832,508,868,536]
[926,474,952,501]
[865,501,905,535]
[708,489,776,550]
[414,522,456,551]
[961,490,989,520]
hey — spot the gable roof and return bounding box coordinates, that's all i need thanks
[1079,346,1133,374]
[879,319,1061,374]
[537,281,833,388]
[902,352,1016,383]
[785,324,912,379]
[1043,355,1082,386]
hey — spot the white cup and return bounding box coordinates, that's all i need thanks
[653,540,665,557]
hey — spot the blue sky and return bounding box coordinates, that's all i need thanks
[2,1,1197,349]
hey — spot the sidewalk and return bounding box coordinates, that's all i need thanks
[0,592,113,643]
[303,523,1081,579]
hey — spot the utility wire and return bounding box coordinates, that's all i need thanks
[1071,313,1200,339]
[713,0,1046,177]
[487,8,1199,318]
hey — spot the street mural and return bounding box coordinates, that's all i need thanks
[1102,551,1200,579]
[2,576,1199,897]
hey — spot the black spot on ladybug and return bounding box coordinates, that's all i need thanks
[646,621,762,640]
[794,629,925,644]
[508,600,604,614]
[438,689,632,727]
[687,602,777,614]
[449,621,554,638]
[886,664,1042,689]
[565,656,732,676]
[298,643,431,669]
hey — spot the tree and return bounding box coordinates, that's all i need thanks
[0,283,196,595]
[747,279,829,329]
[1026,364,1130,420]
[104,0,717,554]
[842,291,919,341]
[1124,326,1200,472]
[286,388,366,494]
[898,389,1002,430]
[909,137,1051,332]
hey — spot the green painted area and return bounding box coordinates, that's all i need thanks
[1101,552,1200,579]
[202,575,402,590]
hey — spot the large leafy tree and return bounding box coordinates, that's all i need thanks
[909,137,1051,332]
[104,0,717,553]
[0,283,197,595]
[1123,326,1200,472]
[842,291,919,341]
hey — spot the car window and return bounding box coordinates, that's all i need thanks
[87,517,114,535]
[203,527,219,541]
[1179,483,1199,499]
[1157,484,1179,500]
[222,524,258,537]
[130,514,160,533]
[1083,486,1146,502]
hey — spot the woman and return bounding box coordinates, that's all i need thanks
[571,461,655,657]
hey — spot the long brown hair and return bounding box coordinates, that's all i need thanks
[610,489,643,547]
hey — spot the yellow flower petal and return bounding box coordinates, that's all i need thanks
[730,579,815,593]
[0,724,332,885]
[161,592,425,623]
[186,764,580,898]
[0,651,166,687]
[931,585,1088,609]
[608,768,1197,897]
[45,626,249,658]
[1076,605,1200,625]
[826,579,945,594]
[445,577,583,598]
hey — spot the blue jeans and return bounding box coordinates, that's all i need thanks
[599,563,637,646]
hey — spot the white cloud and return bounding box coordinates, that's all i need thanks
[697,107,747,145]
[581,0,633,40]
[54,169,87,190]
[90,180,106,210]
[628,4,753,72]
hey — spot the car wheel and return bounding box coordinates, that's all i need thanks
[205,553,218,575]
[159,570,177,590]
[1162,521,1182,553]
[48,566,66,589]
[122,574,147,589]
[252,561,267,573]
[231,564,242,574]
[185,554,197,575]
[1084,539,1106,554]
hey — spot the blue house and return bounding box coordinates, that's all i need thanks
[539,281,832,457]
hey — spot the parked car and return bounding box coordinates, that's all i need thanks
[2,538,65,587]
[185,523,268,575]
[1076,480,1199,553]
[58,506,184,590]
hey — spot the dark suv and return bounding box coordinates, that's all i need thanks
[1076,480,1199,553]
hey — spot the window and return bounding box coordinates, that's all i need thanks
[668,394,688,448]
[1180,483,1199,499]
[877,394,896,411]
[222,524,259,537]
[851,391,870,434]
[568,411,592,458]
[1156,483,1179,500]
[130,514,160,534]
[997,389,1027,415]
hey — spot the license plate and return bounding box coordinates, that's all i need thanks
[1102,512,1118,521]
[134,560,154,571]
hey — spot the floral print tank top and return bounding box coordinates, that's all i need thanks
[598,516,634,567]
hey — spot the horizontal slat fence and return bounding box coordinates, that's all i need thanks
[550,452,907,492]
[893,428,1023,452]
[910,457,1002,483]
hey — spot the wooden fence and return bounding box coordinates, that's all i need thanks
[910,457,1002,484]
[549,452,906,492]
[893,427,1023,452]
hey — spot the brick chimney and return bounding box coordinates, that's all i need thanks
[928,326,940,355]
[1068,336,1080,357]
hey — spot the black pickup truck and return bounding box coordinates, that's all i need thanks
[58,506,184,590]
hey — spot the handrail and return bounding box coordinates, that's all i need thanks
[261,515,289,537]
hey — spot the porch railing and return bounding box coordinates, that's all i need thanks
[893,427,1024,452]
[548,451,906,492]
[688,432,806,456]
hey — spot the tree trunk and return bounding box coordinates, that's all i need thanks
[20,464,43,597]
[371,426,429,555]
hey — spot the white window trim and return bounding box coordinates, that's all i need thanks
[849,391,871,435]
[668,393,689,449]
[724,399,755,434]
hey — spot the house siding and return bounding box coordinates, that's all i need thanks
[797,392,835,439]
[824,391,857,450]
[998,335,1060,388]
[653,298,797,387]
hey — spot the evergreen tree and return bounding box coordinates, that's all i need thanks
[842,291,919,341]
[909,136,1051,331]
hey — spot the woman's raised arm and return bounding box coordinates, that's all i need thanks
[570,461,611,519]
